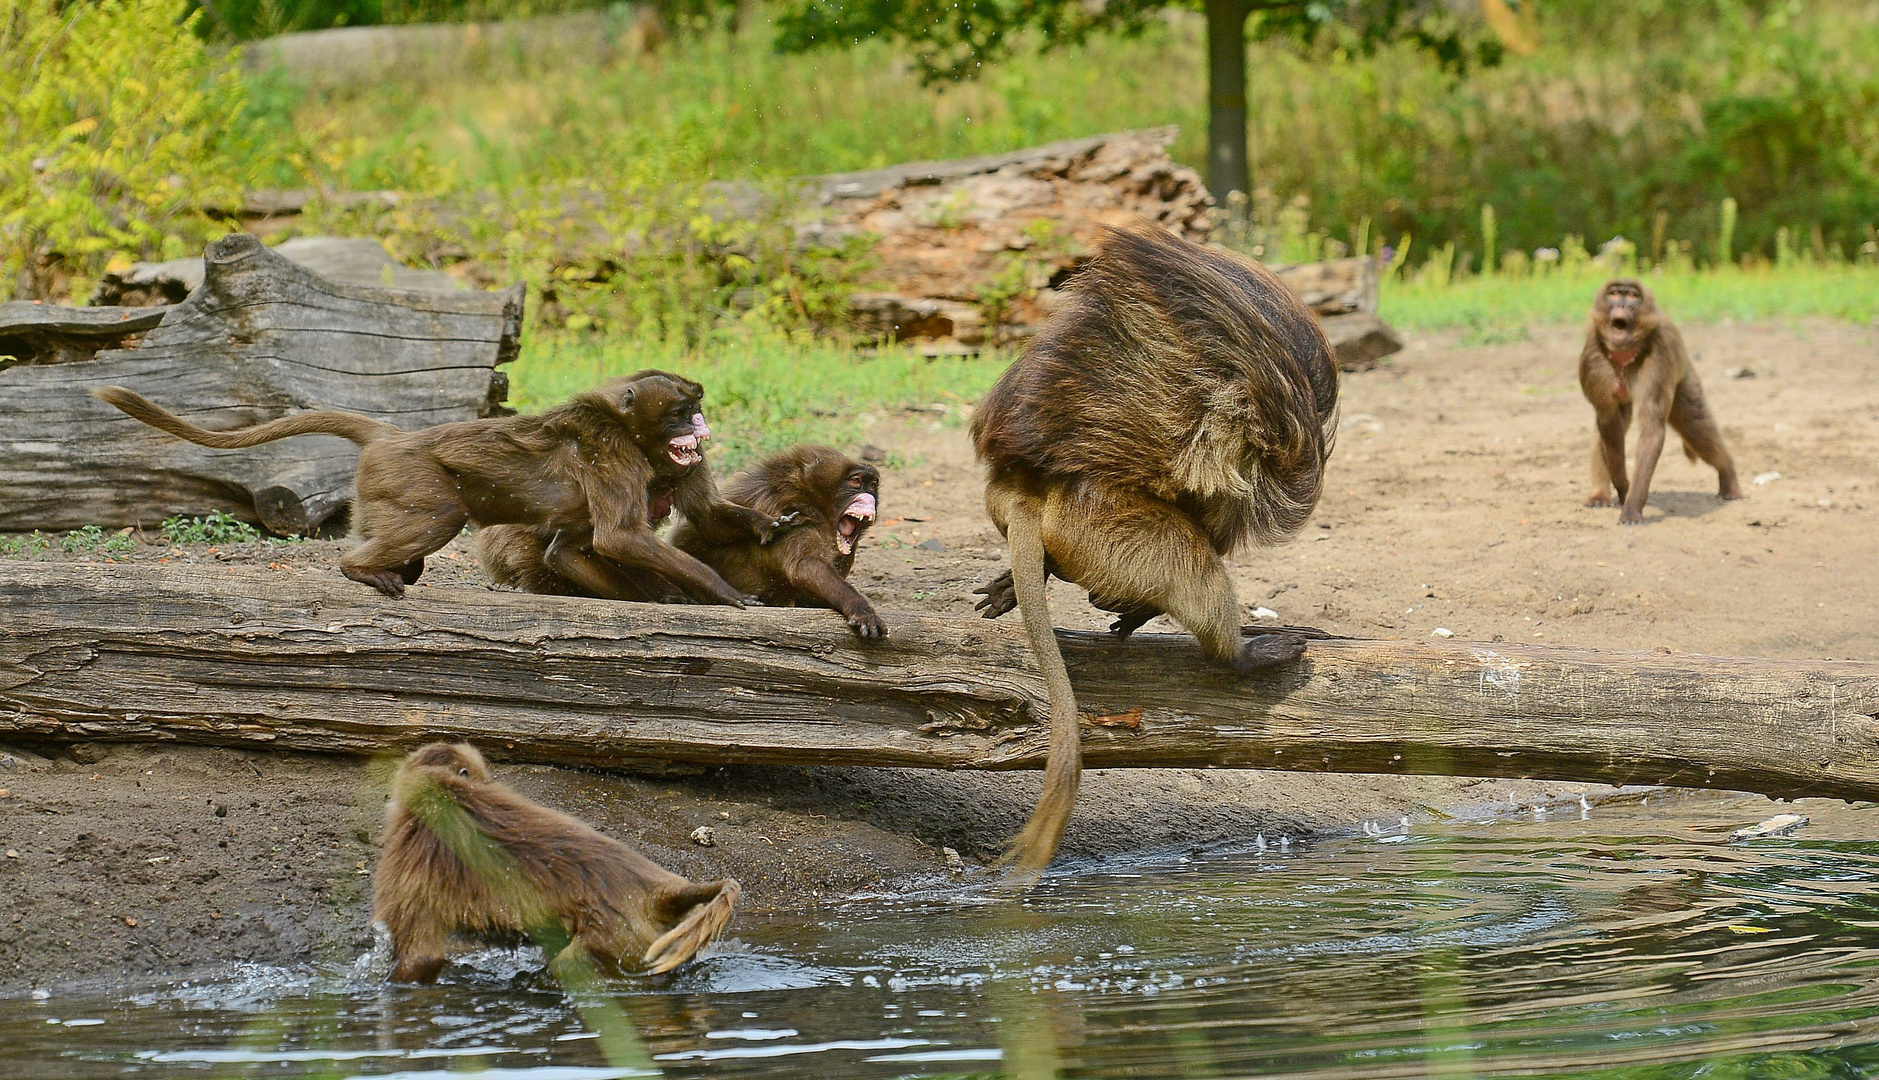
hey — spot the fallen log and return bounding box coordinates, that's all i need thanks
[2,563,1875,803]
[91,235,467,307]
[0,234,523,536]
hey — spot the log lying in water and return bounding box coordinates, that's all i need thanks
[1,562,1874,802]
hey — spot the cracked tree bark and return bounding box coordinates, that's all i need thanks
[1,562,1875,803]
[0,234,522,536]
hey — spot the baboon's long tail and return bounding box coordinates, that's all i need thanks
[997,499,1080,881]
[643,879,741,974]
[93,386,398,449]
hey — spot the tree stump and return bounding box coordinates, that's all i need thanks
[0,234,522,536]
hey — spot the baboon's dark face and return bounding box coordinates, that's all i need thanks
[612,375,711,469]
[833,463,880,556]
[1596,280,1652,358]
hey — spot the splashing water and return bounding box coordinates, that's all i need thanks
[5,790,1877,1078]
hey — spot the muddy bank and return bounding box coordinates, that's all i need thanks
[0,740,1575,993]
[2,318,1873,993]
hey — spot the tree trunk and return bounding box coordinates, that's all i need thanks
[1206,0,1252,202]
[3,563,1876,805]
[0,234,522,537]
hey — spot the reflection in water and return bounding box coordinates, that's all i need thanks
[5,791,1877,1078]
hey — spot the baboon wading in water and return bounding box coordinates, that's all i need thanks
[373,742,739,983]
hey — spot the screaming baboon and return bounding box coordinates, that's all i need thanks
[970,223,1339,875]
[1580,279,1742,524]
[671,445,884,638]
[374,742,740,983]
[95,371,784,602]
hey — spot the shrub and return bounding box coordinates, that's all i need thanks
[161,510,261,545]
[0,0,276,301]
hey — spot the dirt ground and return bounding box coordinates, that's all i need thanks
[2,318,1873,994]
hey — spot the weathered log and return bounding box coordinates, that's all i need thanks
[0,234,523,537]
[2,562,1875,803]
[91,236,466,307]
[239,8,664,89]
[0,304,171,368]
[1323,312,1407,373]
[1269,256,1379,317]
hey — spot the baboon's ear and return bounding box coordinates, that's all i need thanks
[619,386,636,409]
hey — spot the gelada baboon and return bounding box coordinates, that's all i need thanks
[671,445,884,638]
[479,445,883,636]
[1580,279,1743,524]
[970,223,1339,875]
[95,371,783,602]
[374,742,740,983]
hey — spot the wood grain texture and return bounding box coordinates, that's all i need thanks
[0,234,522,536]
[2,562,1874,802]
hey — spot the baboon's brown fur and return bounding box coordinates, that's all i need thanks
[94,371,780,602]
[969,223,1339,876]
[670,445,885,638]
[373,742,739,983]
[1579,279,1743,524]
[474,524,685,603]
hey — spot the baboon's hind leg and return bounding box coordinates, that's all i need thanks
[385,913,451,984]
[644,879,740,974]
[1041,484,1302,671]
[1586,435,1617,507]
[343,512,464,597]
[1669,377,1743,499]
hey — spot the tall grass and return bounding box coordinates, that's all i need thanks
[1383,263,1879,333]
[282,22,1198,189]
[278,0,1879,269]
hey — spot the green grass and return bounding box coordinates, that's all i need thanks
[283,1,1879,270]
[508,334,1010,469]
[1383,264,1879,333]
[292,22,1204,191]
[506,260,1877,458]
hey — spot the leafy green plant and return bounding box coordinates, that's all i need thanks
[60,525,104,553]
[0,0,283,301]
[0,531,51,558]
[161,510,261,546]
[57,524,134,555]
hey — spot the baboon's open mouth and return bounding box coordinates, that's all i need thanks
[836,492,876,555]
[667,433,703,467]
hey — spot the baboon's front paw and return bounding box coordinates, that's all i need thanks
[1720,487,1746,501]
[1618,509,1645,525]
[1584,494,1616,508]
[848,609,887,640]
[1233,633,1307,672]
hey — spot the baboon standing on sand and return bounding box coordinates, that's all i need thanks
[1580,279,1743,524]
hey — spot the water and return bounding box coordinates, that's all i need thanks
[6,790,1878,1079]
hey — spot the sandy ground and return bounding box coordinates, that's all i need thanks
[2,318,1874,993]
